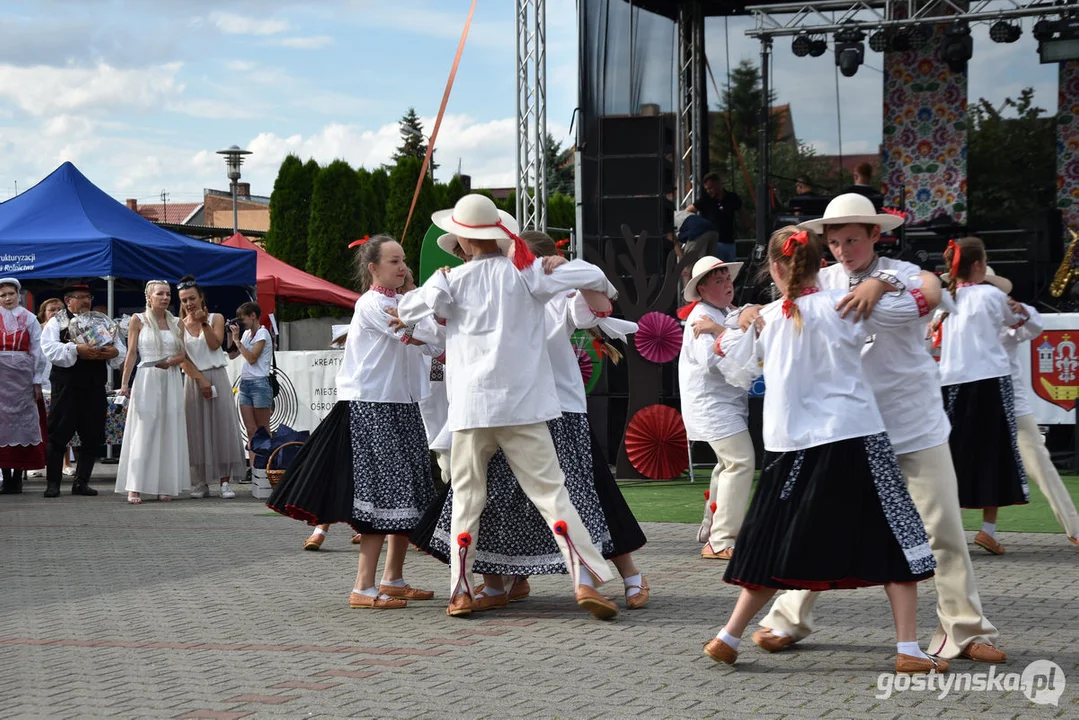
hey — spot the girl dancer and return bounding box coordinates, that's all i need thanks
[411,230,649,611]
[937,238,1029,555]
[699,227,944,674]
[116,281,192,503]
[177,276,246,499]
[0,278,47,495]
[267,236,438,608]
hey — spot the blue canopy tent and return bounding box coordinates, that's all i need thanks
[0,161,257,316]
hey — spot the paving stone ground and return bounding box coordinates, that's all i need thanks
[1,467,1077,719]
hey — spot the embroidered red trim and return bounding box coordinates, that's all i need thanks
[911,288,929,317]
[369,285,396,298]
[714,334,726,357]
[1009,318,1027,330]
[589,306,612,319]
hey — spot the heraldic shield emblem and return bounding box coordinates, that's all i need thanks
[1032,331,1079,411]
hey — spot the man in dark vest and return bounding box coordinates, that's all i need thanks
[40,284,127,497]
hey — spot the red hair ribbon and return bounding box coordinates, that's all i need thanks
[782,230,809,257]
[945,238,961,279]
[450,215,537,270]
[348,235,371,249]
[782,299,796,318]
[676,301,699,320]
[591,336,607,359]
[555,239,569,248]
[820,258,829,269]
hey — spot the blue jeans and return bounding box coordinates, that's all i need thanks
[238,377,273,409]
[715,242,737,263]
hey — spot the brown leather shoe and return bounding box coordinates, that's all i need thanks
[625,576,650,610]
[470,585,510,612]
[960,642,1007,663]
[303,532,325,551]
[702,544,734,560]
[1069,535,1079,547]
[351,533,362,544]
[576,585,618,620]
[378,583,435,600]
[446,593,473,617]
[974,530,1005,555]
[348,592,407,609]
[507,577,531,602]
[896,654,949,674]
[752,628,796,653]
[703,638,737,665]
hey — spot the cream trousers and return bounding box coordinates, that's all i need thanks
[760,442,999,658]
[448,422,614,597]
[701,431,756,551]
[1016,413,1079,537]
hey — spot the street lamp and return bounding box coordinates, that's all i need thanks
[216,145,252,234]
[401,125,435,181]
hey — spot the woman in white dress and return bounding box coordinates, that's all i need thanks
[115,280,191,504]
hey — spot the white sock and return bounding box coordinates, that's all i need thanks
[771,629,790,638]
[717,629,741,650]
[481,585,505,596]
[897,641,928,659]
[982,522,996,538]
[381,577,406,588]
[578,571,596,589]
[354,586,378,597]
[623,573,643,597]
[312,527,326,536]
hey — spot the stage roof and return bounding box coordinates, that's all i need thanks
[626,1,753,20]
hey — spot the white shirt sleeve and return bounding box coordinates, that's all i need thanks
[356,298,408,341]
[690,326,724,373]
[411,316,445,356]
[29,317,46,385]
[398,274,455,325]
[863,290,932,332]
[521,259,617,305]
[41,316,77,368]
[108,327,127,369]
[1012,304,1043,341]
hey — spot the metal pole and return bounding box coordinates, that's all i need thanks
[756,36,772,246]
[231,180,239,235]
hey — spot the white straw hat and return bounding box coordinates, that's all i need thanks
[432,194,521,255]
[796,193,904,234]
[683,256,743,302]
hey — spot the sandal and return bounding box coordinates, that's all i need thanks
[127,492,142,505]
[158,495,172,502]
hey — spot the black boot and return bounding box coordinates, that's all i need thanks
[1,469,22,494]
[43,483,60,498]
[71,480,98,496]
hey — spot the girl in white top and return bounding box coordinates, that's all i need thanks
[230,302,273,471]
[266,235,440,610]
[999,296,1079,545]
[116,281,192,503]
[677,256,755,560]
[699,226,943,674]
[178,276,247,500]
[936,237,1029,555]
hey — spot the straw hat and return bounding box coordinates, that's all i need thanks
[432,194,520,255]
[796,193,904,234]
[941,265,1013,295]
[683,256,743,302]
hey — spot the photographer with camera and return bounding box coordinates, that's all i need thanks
[228,302,273,475]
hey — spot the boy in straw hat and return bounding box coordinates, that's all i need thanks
[397,194,620,618]
[675,257,756,561]
[738,193,1007,664]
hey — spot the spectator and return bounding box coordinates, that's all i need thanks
[27,298,72,480]
[687,172,743,262]
[0,278,47,495]
[788,175,828,217]
[230,301,273,474]
[842,162,884,208]
[41,284,126,498]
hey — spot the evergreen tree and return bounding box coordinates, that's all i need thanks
[367,166,390,232]
[547,192,575,233]
[444,174,467,207]
[307,160,363,293]
[384,156,439,275]
[392,107,437,173]
[710,59,780,176]
[546,133,575,197]
[264,154,317,271]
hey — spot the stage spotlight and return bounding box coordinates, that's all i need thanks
[834,25,866,77]
[890,30,912,52]
[868,30,888,52]
[942,21,973,72]
[808,37,828,57]
[989,20,1022,44]
[1033,19,1055,43]
[792,33,811,57]
[1038,18,1079,63]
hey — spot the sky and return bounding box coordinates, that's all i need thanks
[0,0,1060,208]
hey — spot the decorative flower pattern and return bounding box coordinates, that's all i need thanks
[1059,62,1079,227]
[881,23,967,224]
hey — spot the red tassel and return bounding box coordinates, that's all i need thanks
[553,520,568,536]
[677,301,700,320]
[457,532,472,547]
[512,236,537,270]
[704,490,710,500]
[710,501,717,513]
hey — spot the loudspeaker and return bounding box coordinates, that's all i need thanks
[601,156,674,197]
[1032,208,1064,264]
[599,196,674,238]
[600,116,673,156]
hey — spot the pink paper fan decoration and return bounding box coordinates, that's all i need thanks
[635,311,682,364]
[576,346,593,385]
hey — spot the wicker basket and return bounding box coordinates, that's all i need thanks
[266,441,305,488]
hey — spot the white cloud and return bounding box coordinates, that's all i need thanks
[277,36,335,49]
[0,62,185,117]
[225,60,257,72]
[210,12,289,36]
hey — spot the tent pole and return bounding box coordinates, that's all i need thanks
[105,275,116,461]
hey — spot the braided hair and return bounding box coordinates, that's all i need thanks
[767,225,823,333]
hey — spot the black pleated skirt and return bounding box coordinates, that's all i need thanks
[943,377,1029,509]
[724,434,936,591]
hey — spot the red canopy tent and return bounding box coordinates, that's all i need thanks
[221,233,360,317]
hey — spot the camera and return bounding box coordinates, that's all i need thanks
[227,317,242,329]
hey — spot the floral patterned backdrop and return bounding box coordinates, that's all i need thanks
[881,24,967,224]
[1058,61,1079,229]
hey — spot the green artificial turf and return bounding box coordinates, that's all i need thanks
[617,471,1079,535]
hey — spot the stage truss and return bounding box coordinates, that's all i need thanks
[515,0,547,232]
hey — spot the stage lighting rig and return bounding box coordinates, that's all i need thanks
[792,33,811,57]
[942,21,973,72]
[868,30,887,52]
[1037,17,1079,64]
[808,36,828,57]
[989,20,1022,44]
[834,24,865,77]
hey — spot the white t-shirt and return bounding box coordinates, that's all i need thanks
[939,283,1025,387]
[239,326,273,379]
[721,288,926,452]
[678,302,748,442]
[1001,302,1042,418]
[819,258,949,455]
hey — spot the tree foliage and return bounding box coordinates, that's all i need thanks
[546,133,575,197]
[264,154,316,271]
[307,160,363,295]
[384,156,440,276]
[710,59,779,173]
[392,107,436,172]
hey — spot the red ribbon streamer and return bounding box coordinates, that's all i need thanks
[782,230,809,257]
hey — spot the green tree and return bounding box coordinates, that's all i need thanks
[384,156,439,275]
[392,107,436,173]
[444,174,467,207]
[967,88,1055,228]
[709,59,781,183]
[547,192,575,233]
[367,167,390,232]
[264,155,316,270]
[546,133,575,197]
[307,160,362,294]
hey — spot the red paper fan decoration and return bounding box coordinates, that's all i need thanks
[624,404,689,480]
[635,311,682,364]
[576,346,593,385]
